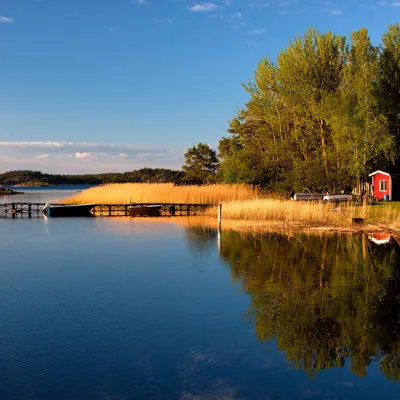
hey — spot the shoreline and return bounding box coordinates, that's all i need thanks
[13,181,54,187]
[105,216,400,235]
[0,188,24,196]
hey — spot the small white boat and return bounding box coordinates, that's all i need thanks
[292,193,324,201]
[323,194,353,202]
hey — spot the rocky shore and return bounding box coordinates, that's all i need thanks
[0,188,24,196]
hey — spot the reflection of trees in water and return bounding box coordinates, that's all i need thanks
[184,227,218,255]
[218,231,400,380]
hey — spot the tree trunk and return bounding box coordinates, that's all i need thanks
[319,119,329,177]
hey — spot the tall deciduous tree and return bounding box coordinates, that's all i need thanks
[220,26,397,192]
[380,23,400,150]
[183,143,219,182]
[331,29,395,186]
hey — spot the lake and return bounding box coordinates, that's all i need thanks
[1,189,400,399]
[0,185,91,204]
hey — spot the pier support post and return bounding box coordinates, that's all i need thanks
[218,204,222,229]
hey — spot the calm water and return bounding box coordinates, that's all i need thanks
[0,185,91,204]
[1,190,400,399]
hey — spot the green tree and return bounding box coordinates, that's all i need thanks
[183,143,219,182]
[379,23,400,155]
[221,26,398,192]
[330,29,395,186]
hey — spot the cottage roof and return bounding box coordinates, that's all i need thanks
[369,170,391,177]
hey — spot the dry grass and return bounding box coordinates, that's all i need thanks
[204,199,400,227]
[64,183,261,205]
[63,183,400,230]
[206,199,354,226]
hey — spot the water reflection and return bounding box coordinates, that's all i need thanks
[186,227,400,381]
[184,226,218,255]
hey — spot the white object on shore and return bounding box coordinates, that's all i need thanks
[323,194,353,202]
[292,193,324,201]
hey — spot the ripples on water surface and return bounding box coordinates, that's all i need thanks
[1,193,400,399]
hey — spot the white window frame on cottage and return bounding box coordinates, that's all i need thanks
[380,180,387,192]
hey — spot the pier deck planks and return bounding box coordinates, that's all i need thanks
[0,203,213,218]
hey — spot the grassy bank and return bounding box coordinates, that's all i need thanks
[202,201,400,231]
[63,183,400,231]
[205,199,400,227]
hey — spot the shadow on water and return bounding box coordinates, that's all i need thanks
[185,227,400,381]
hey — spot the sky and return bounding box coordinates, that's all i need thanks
[0,0,399,173]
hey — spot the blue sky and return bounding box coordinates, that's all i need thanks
[0,0,399,173]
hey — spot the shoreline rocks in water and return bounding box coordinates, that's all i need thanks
[0,188,24,196]
[13,181,53,187]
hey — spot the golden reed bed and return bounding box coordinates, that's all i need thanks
[63,183,400,230]
[64,183,261,204]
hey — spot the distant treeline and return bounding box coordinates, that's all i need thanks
[0,169,184,185]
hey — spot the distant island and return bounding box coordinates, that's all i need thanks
[0,168,184,186]
[14,181,53,187]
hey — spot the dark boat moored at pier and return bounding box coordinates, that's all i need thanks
[129,205,162,217]
[42,203,96,217]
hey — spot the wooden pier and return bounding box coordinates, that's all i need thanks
[0,203,212,218]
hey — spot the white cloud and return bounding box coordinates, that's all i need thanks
[278,0,297,6]
[0,141,184,173]
[75,152,90,159]
[130,0,149,4]
[323,6,343,14]
[0,141,171,159]
[155,17,172,23]
[392,1,400,6]
[0,16,13,23]
[228,12,243,20]
[188,3,222,12]
[379,1,388,6]
[0,141,73,148]
[245,28,265,35]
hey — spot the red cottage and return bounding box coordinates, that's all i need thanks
[369,170,400,201]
